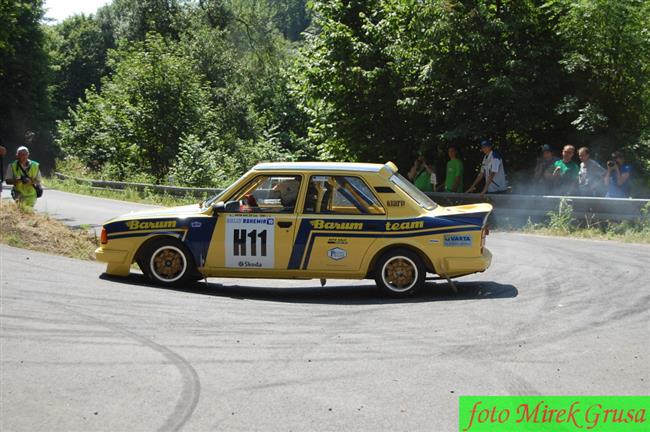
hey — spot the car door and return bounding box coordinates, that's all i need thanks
[291,174,386,273]
[204,174,302,275]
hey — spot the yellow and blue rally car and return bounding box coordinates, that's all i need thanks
[96,162,492,296]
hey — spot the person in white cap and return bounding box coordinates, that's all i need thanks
[5,146,42,207]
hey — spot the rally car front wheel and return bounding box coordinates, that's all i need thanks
[374,249,425,297]
[140,238,196,286]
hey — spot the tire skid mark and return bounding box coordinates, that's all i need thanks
[441,236,648,366]
[45,301,201,432]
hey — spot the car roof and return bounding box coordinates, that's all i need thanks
[253,161,390,173]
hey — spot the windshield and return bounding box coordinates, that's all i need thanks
[201,172,248,209]
[389,173,438,210]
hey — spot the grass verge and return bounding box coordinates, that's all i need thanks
[0,200,98,260]
[45,176,205,207]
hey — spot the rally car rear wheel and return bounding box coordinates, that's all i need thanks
[142,238,195,286]
[375,249,425,297]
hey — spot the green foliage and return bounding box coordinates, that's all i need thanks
[3,0,648,195]
[96,0,182,42]
[0,0,53,159]
[57,34,219,181]
[298,0,569,169]
[296,0,649,190]
[46,14,113,118]
[170,134,230,187]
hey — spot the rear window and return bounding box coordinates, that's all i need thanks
[390,173,438,210]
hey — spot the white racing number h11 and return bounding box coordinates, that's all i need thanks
[225,217,275,268]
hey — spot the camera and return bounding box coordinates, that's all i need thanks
[20,175,30,183]
[607,161,615,168]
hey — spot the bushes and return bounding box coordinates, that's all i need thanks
[524,199,650,243]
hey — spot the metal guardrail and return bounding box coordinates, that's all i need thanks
[55,172,648,222]
[55,172,222,197]
[426,192,649,222]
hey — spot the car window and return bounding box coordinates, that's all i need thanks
[303,175,385,215]
[230,175,302,213]
[390,173,437,210]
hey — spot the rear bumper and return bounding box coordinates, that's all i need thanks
[95,247,132,277]
[443,248,492,277]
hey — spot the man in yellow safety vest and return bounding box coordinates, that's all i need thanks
[5,146,42,208]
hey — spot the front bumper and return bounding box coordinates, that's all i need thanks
[95,247,132,277]
[442,248,492,277]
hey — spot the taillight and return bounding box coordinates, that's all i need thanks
[480,227,487,253]
[100,228,108,244]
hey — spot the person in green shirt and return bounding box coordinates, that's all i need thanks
[407,153,436,192]
[544,144,579,195]
[441,145,463,192]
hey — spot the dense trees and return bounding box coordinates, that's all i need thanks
[0,0,52,164]
[298,0,649,183]
[0,0,648,191]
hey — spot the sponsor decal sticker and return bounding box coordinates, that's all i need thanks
[444,234,472,247]
[385,220,424,231]
[190,221,202,228]
[327,247,347,261]
[225,217,275,268]
[226,216,274,225]
[327,238,349,245]
[125,220,177,230]
[310,220,363,230]
[459,396,648,432]
[387,200,405,207]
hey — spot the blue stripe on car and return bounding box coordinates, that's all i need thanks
[105,218,218,267]
[288,213,487,270]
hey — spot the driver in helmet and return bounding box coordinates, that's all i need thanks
[273,179,300,209]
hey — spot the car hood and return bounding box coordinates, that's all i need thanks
[108,204,205,223]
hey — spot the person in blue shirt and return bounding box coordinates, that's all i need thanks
[605,151,631,198]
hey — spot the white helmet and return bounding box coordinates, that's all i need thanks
[275,179,299,207]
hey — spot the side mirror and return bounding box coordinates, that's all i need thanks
[226,200,240,212]
[214,200,240,212]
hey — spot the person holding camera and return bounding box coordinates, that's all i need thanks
[408,152,436,192]
[5,146,42,208]
[604,151,631,198]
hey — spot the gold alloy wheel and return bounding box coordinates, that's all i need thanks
[149,245,187,282]
[382,256,417,292]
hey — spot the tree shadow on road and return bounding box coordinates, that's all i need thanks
[100,273,518,305]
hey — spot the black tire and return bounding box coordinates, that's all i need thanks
[140,238,196,286]
[374,248,425,297]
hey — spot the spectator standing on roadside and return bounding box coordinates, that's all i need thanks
[545,144,579,195]
[5,146,42,208]
[466,139,508,195]
[408,152,436,192]
[440,145,464,192]
[533,144,558,194]
[577,147,606,196]
[605,151,631,198]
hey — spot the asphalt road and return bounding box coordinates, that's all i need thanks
[1,189,649,431]
[1,185,159,230]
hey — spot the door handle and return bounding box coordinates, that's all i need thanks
[278,221,292,228]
